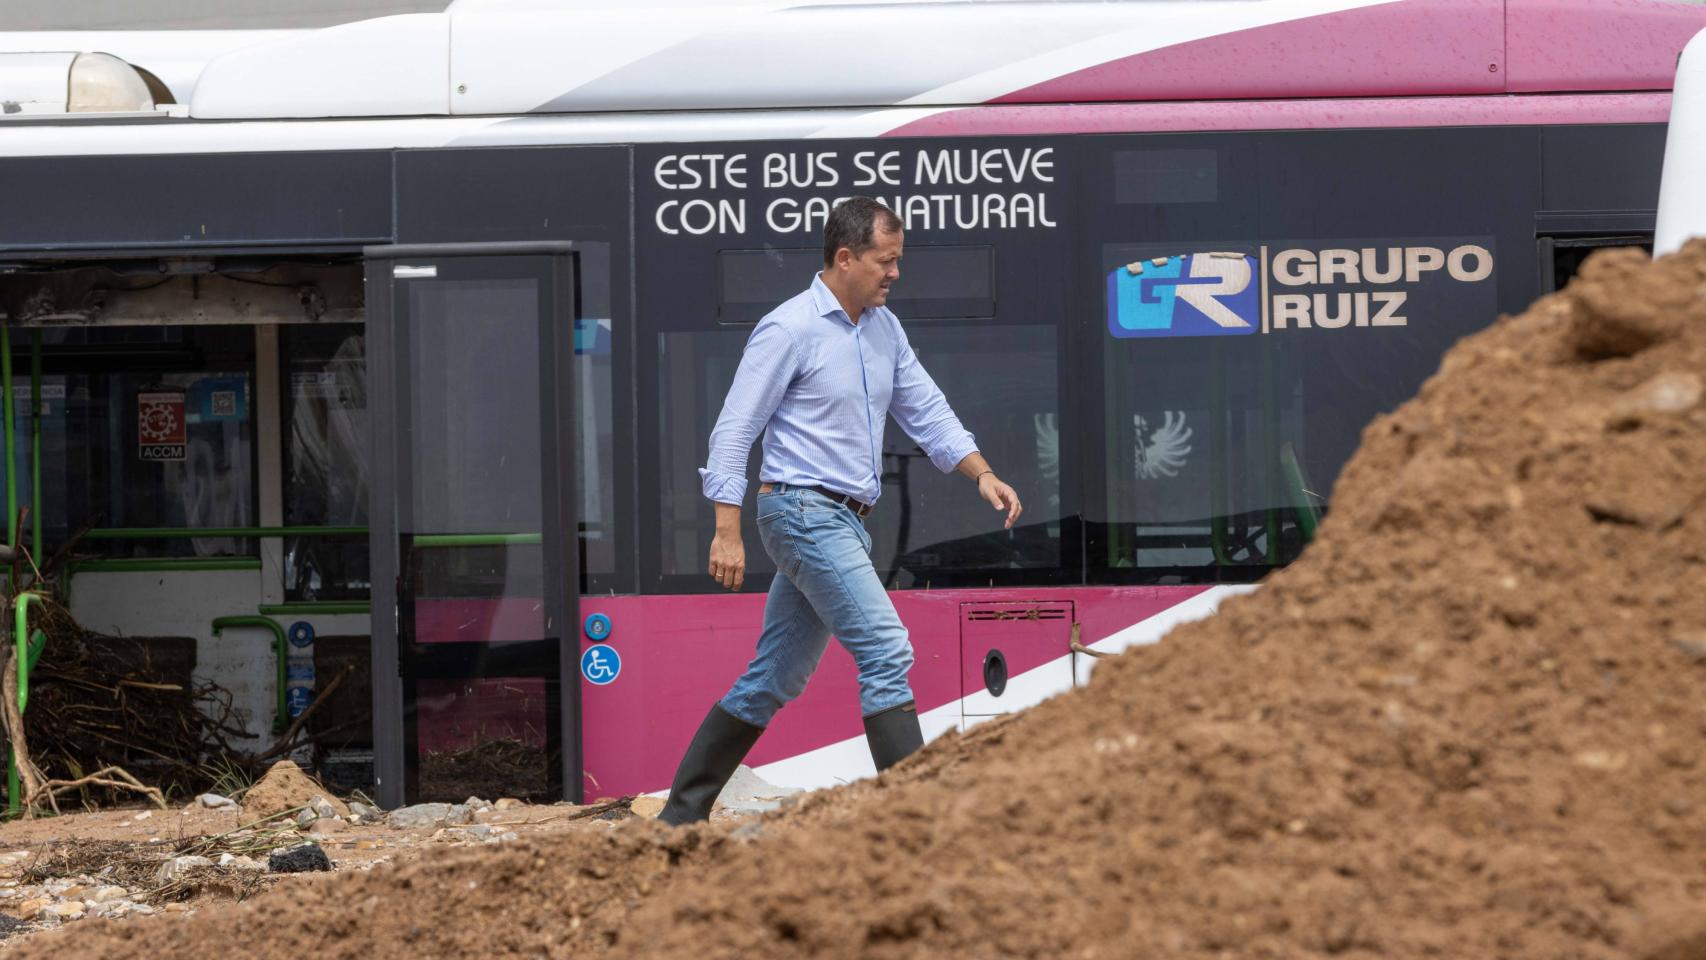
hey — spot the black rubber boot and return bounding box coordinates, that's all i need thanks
[863,700,924,772]
[658,703,765,825]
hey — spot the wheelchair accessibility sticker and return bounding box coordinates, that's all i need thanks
[581,644,621,686]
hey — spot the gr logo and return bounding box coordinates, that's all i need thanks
[1107,252,1258,339]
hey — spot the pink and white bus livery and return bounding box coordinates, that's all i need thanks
[0,0,1702,807]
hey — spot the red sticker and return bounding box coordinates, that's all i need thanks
[138,391,186,461]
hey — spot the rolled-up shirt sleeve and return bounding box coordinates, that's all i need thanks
[699,321,801,505]
[889,330,978,474]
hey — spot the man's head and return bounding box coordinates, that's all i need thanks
[821,197,903,312]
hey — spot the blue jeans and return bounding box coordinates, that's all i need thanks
[719,484,915,727]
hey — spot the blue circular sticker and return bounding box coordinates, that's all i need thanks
[288,621,315,648]
[584,613,612,642]
[580,644,621,686]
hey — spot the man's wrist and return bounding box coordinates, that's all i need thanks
[974,470,995,484]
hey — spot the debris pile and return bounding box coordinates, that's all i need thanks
[2,596,249,812]
[20,243,1706,958]
[419,736,550,802]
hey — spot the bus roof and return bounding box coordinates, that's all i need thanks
[3,0,1706,121]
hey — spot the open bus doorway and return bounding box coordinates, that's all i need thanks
[364,244,582,807]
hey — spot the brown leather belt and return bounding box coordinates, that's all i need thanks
[758,481,874,518]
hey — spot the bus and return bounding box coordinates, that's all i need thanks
[2,0,1703,809]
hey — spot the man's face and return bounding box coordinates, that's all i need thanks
[835,227,903,312]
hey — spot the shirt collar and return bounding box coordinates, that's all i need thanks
[810,273,861,327]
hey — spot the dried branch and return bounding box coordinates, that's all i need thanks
[28,765,167,812]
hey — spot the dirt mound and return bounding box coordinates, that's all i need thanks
[239,761,349,821]
[24,242,1706,958]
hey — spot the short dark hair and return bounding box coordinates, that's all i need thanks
[822,197,903,267]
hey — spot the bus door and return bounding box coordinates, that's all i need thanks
[364,244,581,807]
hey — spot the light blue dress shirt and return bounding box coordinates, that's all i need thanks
[699,273,978,507]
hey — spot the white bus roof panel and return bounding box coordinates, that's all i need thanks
[7,0,1706,121]
[191,14,449,119]
[178,0,1459,119]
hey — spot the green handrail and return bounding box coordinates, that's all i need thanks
[85,526,367,540]
[256,602,370,616]
[7,592,47,817]
[211,615,287,735]
[413,533,542,547]
[69,558,263,574]
[29,331,40,562]
[2,322,16,583]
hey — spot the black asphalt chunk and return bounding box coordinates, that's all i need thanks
[268,843,333,873]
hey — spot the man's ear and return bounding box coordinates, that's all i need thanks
[834,247,853,271]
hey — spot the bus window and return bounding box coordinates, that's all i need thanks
[283,323,370,600]
[571,243,619,592]
[1090,243,1492,585]
[7,324,258,560]
[653,316,1064,591]
[278,243,619,600]
[872,323,1061,588]
[717,246,996,325]
[1538,235,1652,293]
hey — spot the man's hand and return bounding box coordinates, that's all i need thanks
[708,502,745,590]
[978,473,1023,530]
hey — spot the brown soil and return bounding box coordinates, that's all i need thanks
[18,243,1706,958]
[239,761,349,820]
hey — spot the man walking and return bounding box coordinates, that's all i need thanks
[659,197,1022,825]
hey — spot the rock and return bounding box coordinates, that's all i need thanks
[388,802,472,830]
[155,855,213,883]
[1574,749,1629,772]
[17,897,49,918]
[494,832,519,844]
[464,796,492,812]
[308,796,342,820]
[163,902,190,913]
[295,808,319,828]
[347,801,380,823]
[629,796,666,819]
[90,885,128,902]
[1609,370,1703,422]
[196,793,236,809]
[308,818,349,838]
[131,811,152,822]
[128,903,155,916]
[267,843,332,874]
[461,824,496,841]
[62,884,89,899]
[1670,632,1706,663]
[0,851,29,867]
[216,854,265,872]
[0,913,23,937]
[715,765,803,813]
[45,901,86,921]
[493,797,524,810]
